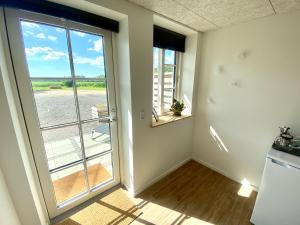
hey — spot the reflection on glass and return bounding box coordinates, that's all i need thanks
[164,75,174,89]
[32,79,77,127]
[87,154,113,189]
[20,21,71,78]
[51,163,86,204]
[82,121,111,158]
[163,91,173,110]
[69,30,105,78]
[163,71,174,110]
[153,74,159,109]
[42,125,82,170]
[76,80,108,121]
[163,65,174,109]
[164,49,175,64]
[153,48,160,112]
[153,47,159,72]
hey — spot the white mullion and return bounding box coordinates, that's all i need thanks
[65,28,91,193]
[174,51,179,100]
[175,52,182,100]
[160,49,165,114]
[157,48,164,115]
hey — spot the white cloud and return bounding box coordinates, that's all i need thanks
[36,33,46,39]
[25,47,51,56]
[73,31,86,37]
[21,21,40,28]
[48,35,57,41]
[55,28,64,33]
[73,56,103,67]
[23,31,35,37]
[88,38,103,52]
[44,51,68,60]
[88,39,92,42]
[25,47,68,60]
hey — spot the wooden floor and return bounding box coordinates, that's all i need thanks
[131,160,257,225]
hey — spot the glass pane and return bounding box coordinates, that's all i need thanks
[163,65,175,111]
[153,72,159,110]
[164,75,174,89]
[163,64,175,74]
[76,80,109,121]
[153,47,160,73]
[153,47,160,112]
[164,49,175,64]
[20,21,71,78]
[82,121,111,158]
[87,154,113,189]
[51,163,86,204]
[69,30,105,78]
[31,79,77,127]
[163,89,173,110]
[42,126,82,170]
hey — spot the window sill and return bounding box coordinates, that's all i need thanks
[152,112,192,127]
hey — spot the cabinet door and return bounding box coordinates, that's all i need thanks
[251,158,300,225]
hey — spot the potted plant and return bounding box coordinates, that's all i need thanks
[170,99,185,116]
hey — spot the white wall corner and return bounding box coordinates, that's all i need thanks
[133,157,192,196]
[191,32,202,116]
[192,156,258,191]
[0,169,21,225]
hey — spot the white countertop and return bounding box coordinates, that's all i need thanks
[268,147,300,169]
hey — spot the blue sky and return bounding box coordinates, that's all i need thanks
[21,21,105,78]
[153,47,175,69]
[21,20,174,78]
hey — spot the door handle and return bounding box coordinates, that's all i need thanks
[98,117,116,123]
[271,159,291,168]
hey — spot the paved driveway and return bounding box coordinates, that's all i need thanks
[32,90,112,172]
[34,90,108,129]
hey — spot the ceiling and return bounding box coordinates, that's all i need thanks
[127,0,300,31]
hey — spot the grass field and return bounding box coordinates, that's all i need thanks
[31,80,106,91]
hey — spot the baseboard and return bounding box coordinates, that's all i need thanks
[126,155,258,196]
[192,156,258,191]
[133,157,192,196]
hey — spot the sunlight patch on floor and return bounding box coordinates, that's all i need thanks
[238,178,253,198]
[180,216,215,225]
[132,198,214,225]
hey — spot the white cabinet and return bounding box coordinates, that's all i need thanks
[251,150,300,225]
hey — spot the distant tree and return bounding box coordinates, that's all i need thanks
[64,80,74,87]
[153,65,173,74]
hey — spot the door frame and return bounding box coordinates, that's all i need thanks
[4,8,120,218]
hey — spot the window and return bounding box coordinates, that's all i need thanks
[153,47,180,115]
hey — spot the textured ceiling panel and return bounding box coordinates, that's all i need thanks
[177,0,275,27]
[271,0,300,13]
[127,0,300,32]
[128,0,217,31]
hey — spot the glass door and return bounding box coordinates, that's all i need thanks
[5,9,120,218]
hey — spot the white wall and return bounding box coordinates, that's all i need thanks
[0,169,21,225]
[180,33,201,114]
[0,10,49,225]
[193,11,300,188]
[0,69,43,225]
